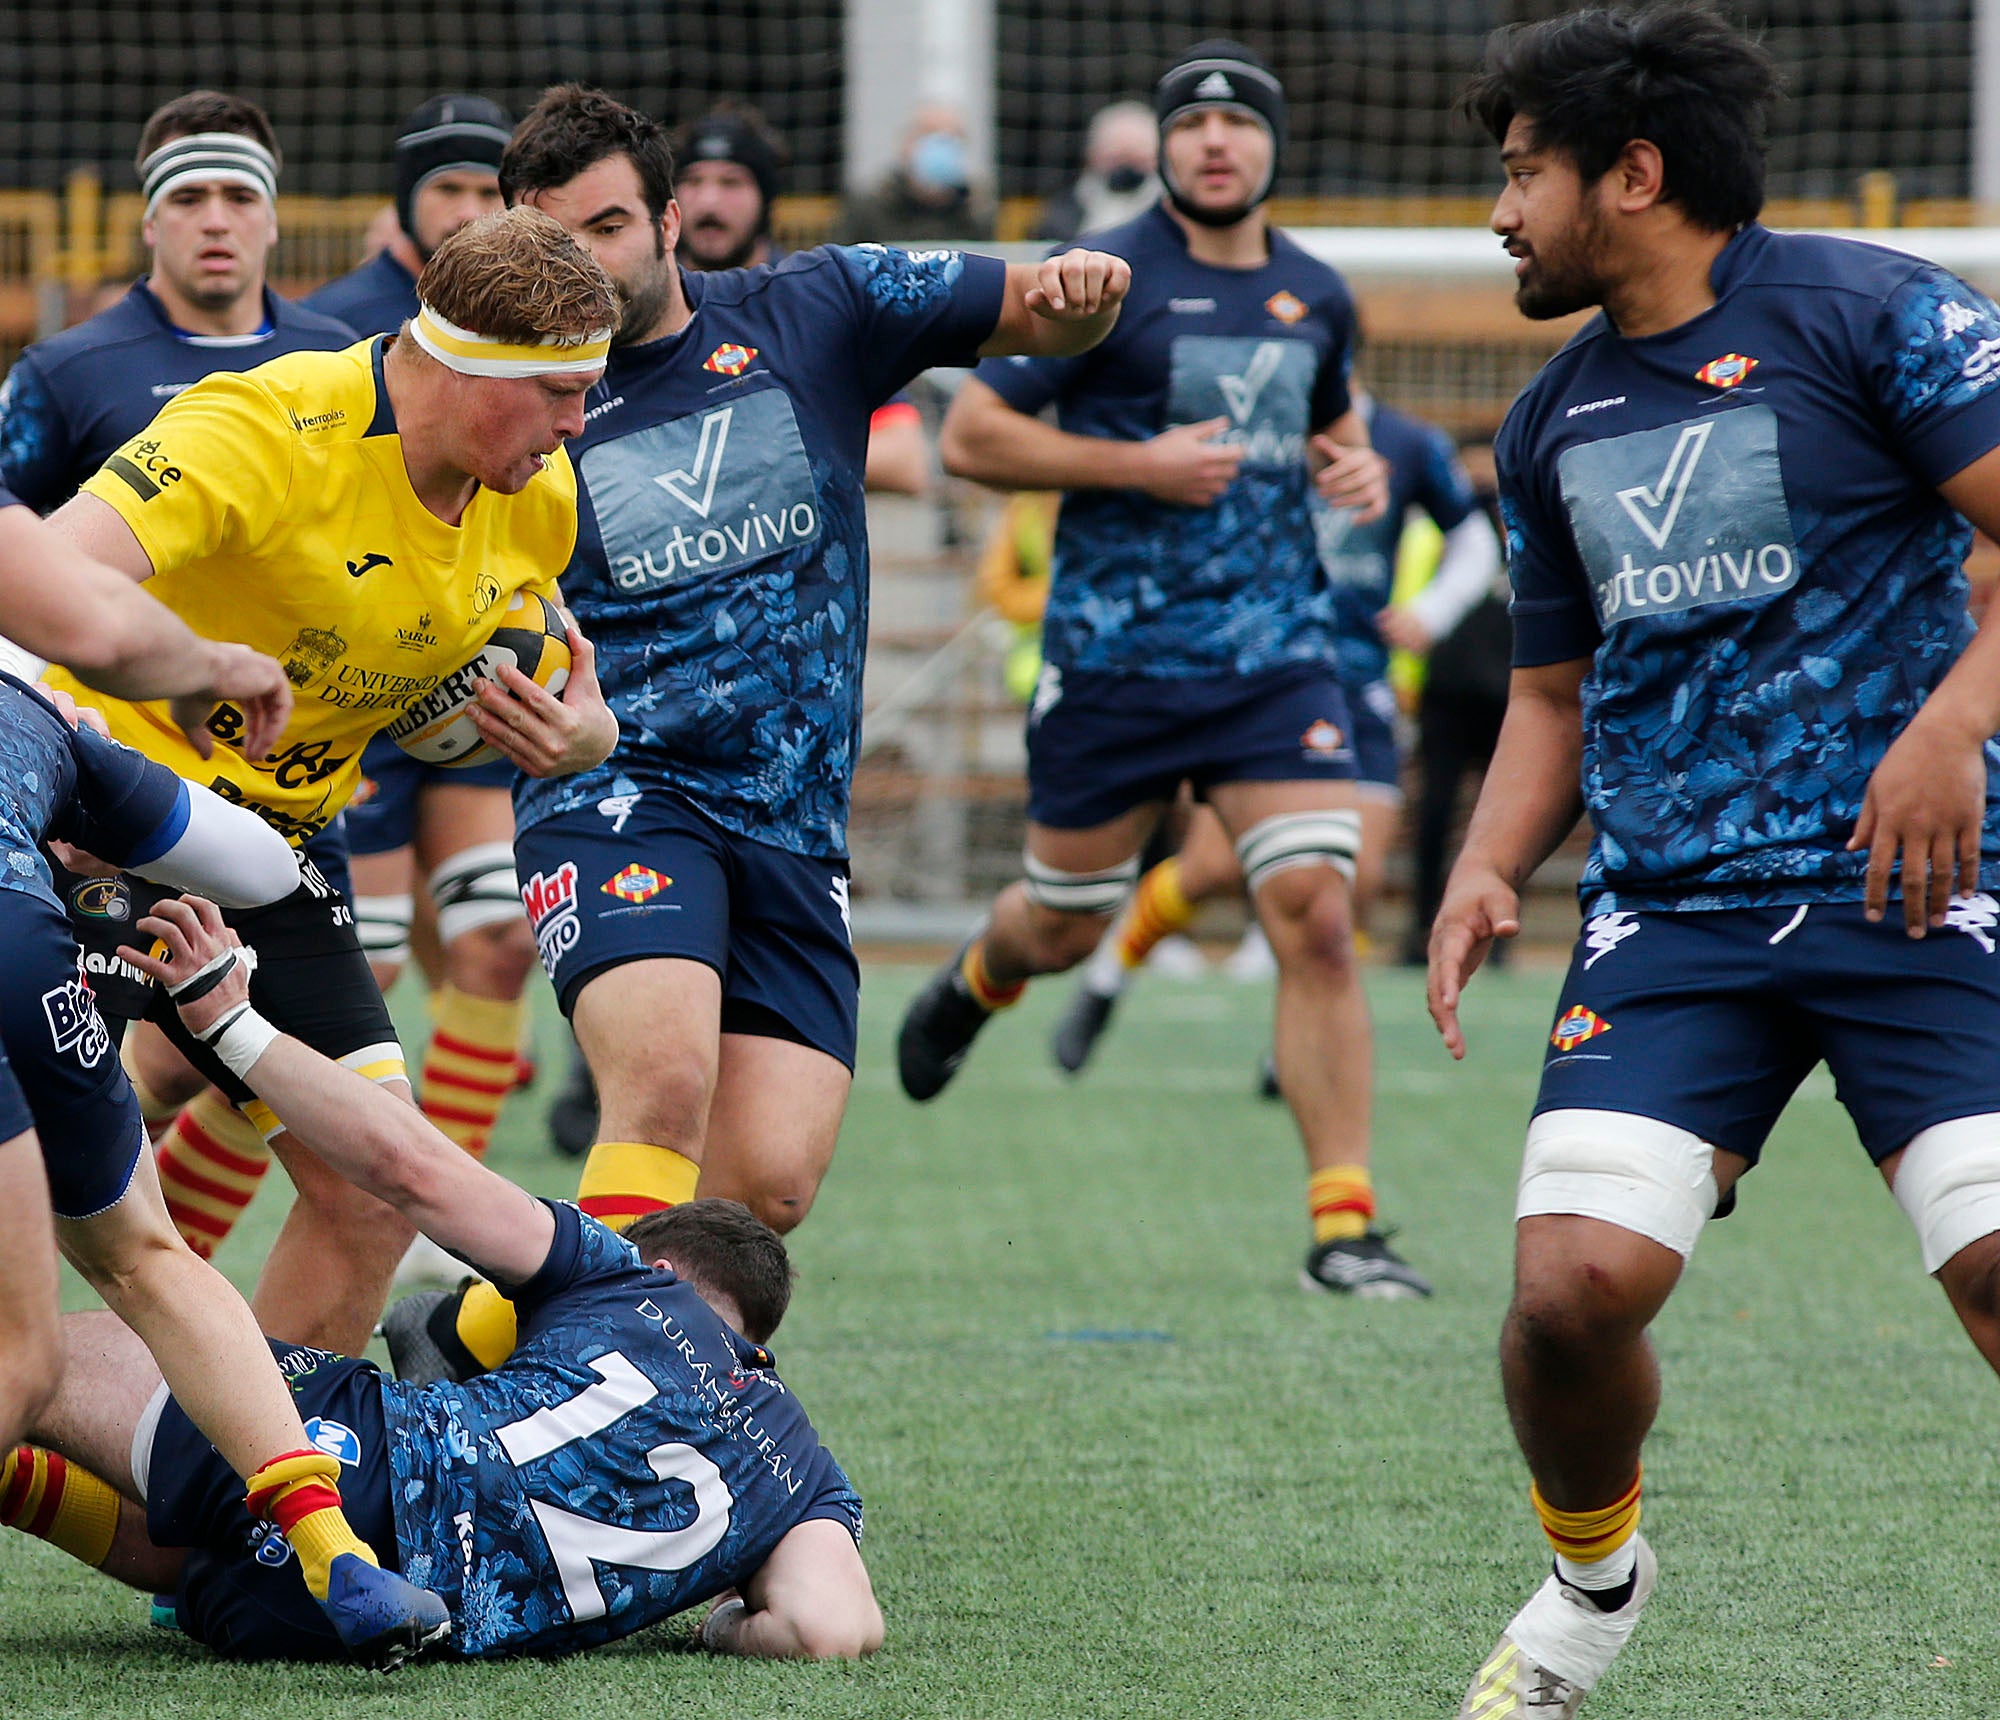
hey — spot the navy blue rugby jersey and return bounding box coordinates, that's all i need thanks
[383,1200,859,1658]
[0,673,189,912]
[1315,399,1479,688]
[1498,223,2000,914]
[0,281,356,512]
[514,244,1006,858]
[975,204,1355,680]
[299,249,419,339]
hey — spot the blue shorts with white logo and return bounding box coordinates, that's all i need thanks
[514,793,860,1068]
[1026,664,1357,830]
[345,732,518,856]
[148,1339,396,1659]
[1536,899,2000,1167]
[1344,676,1402,794]
[0,887,143,1219]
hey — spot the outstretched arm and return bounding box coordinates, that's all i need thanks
[120,897,556,1283]
[977,253,1131,360]
[698,1519,882,1660]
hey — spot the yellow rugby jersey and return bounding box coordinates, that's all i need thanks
[49,337,575,841]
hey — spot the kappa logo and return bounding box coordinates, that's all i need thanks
[829,873,851,940]
[44,973,110,1068]
[1946,892,2000,953]
[1217,341,1288,426]
[1941,301,1984,341]
[1550,1005,1611,1052]
[521,861,581,972]
[1168,296,1216,314]
[345,551,393,579]
[1694,352,1758,390]
[1029,662,1063,726]
[1581,909,1641,969]
[653,406,733,518]
[602,863,669,904]
[597,792,642,833]
[1264,290,1308,325]
[1193,70,1235,99]
[703,343,758,377]
[1614,421,1712,550]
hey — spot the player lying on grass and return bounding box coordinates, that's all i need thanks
[0,676,447,1667]
[6,893,880,1662]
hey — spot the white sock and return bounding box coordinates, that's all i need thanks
[1556,1539,1638,1595]
[1083,936,1127,995]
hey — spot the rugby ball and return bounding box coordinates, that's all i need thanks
[386,591,572,766]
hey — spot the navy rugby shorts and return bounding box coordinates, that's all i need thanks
[345,730,517,856]
[1344,676,1402,796]
[0,886,143,1218]
[143,1339,398,1659]
[514,791,860,1068]
[1535,898,2000,1168]
[1025,663,1358,830]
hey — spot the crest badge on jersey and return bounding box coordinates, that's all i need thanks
[1265,290,1308,325]
[703,343,758,377]
[1550,1005,1612,1052]
[1301,718,1345,755]
[1695,352,1758,389]
[603,863,670,904]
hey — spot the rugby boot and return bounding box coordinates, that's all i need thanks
[378,1287,474,1385]
[1051,981,1119,1074]
[317,1552,452,1670]
[1301,1228,1433,1299]
[1456,1536,1657,1718]
[897,946,999,1101]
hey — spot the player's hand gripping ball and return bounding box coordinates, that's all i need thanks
[387,591,572,766]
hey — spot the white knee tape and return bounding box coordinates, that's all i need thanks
[430,840,522,943]
[1235,810,1361,892]
[1517,1109,1720,1260]
[354,892,414,965]
[1890,1115,2000,1274]
[1021,851,1141,916]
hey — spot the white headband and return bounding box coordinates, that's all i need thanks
[408,302,612,378]
[141,131,279,219]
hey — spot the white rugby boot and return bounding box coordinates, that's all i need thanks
[1457,1534,1657,1718]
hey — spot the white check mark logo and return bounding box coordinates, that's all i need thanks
[1217,341,1286,426]
[1615,421,1711,550]
[652,406,734,518]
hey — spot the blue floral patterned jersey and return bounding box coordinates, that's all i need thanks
[1498,224,2000,914]
[514,246,1007,859]
[1316,399,1479,688]
[975,205,1356,680]
[382,1201,860,1658]
[0,281,355,512]
[0,672,189,911]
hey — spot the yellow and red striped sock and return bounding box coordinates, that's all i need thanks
[1308,1164,1375,1244]
[1533,1471,1643,1565]
[961,938,1026,1011]
[155,1089,272,1259]
[418,986,523,1161]
[1114,858,1195,971]
[243,1449,376,1603]
[0,1446,119,1566]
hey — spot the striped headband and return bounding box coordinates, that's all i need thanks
[409,302,612,377]
[140,131,279,218]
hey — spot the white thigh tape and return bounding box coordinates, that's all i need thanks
[354,892,415,963]
[1890,1115,2000,1274]
[1517,1108,1719,1260]
[1021,850,1140,915]
[1234,809,1361,892]
[430,840,522,943]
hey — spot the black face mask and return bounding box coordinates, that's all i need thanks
[1103,164,1148,194]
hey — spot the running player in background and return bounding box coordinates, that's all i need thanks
[1434,9,2000,1712]
[40,209,620,1358]
[896,42,1430,1299]
[1052,391,1500,1076]
[0,91,368,1275]
[404,85,1126,1381]
[19,894,876,1663]
[0,678,448,1667]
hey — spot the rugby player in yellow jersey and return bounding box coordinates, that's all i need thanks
[42,206,620,1356]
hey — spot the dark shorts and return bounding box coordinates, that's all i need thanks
[344,731,517,857]
[1535,899,2000,1166]
[515,793,860,1068]
[0,887,143,1218]
[61,823,402,1118]
[1025,664,1357,830]
[146,1339,397,1660]
[1344,677,1402,795]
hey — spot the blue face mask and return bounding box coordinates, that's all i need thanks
[908,131,970,192]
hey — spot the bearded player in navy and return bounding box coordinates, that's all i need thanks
[7,895,877,1662]
[895,43,1426,1299]
[1428,10,2000,1716]
[399,85,1128,1378]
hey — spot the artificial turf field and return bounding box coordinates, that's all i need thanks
[6,953,1997,1719]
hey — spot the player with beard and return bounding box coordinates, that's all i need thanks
[894,42,1428,1299]
[394,84,1127,1383]
[1434,8,2000,1713]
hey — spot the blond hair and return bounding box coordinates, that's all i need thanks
[416,206,617,347]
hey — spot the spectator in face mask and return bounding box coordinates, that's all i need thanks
[836,103,995,244]
[1035,100,1161,242]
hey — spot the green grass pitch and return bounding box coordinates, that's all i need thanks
[4,956,1993,1718]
